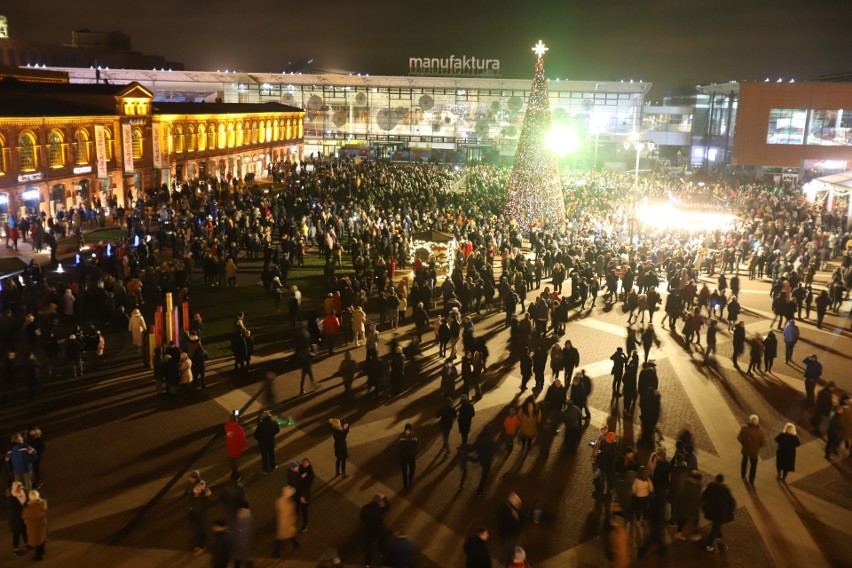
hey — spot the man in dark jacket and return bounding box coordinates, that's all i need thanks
[360,493,390,566]
[384,525,416,568]
[254,410,281,473]
[398,424,418,489]
[209,520,231,568]
[701,474,736,552]
[219,470,248,522]
[458,395,476,445]
[436,398,457,452]
[473,424,499,496]
[560,400,583,453]
[464,527,492,568]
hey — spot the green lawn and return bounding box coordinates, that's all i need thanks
[0,257,28,277]
[57,227,128,248]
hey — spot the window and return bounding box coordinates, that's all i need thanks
[251,122,258,144]
[174,126,184,153]
[104,128,114,161]
[807,109,852,146]
[767,108,807,144]
[207,125,215,150]
[258,121,266,144]
[273,119,280,141]
[187,126,196,152]
[236,123,243,147]
[197,125,206,151]
[48,131,64,168]
[132,128,143,159]
[227,123,235,148]
[218,123,226,149]
[0,135,5,175]
[75,129,89,164]
[19,133,37,171]
[265,120,272,142]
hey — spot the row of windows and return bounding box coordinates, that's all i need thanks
[0,117,302,176]
[767,108,852,146]
[170,118,301,154]
[0,128,114,175]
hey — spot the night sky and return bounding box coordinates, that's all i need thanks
[4,0,850,98]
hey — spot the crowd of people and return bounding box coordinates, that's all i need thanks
[2,157,852,566]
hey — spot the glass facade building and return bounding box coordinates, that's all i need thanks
[48,68,650,163]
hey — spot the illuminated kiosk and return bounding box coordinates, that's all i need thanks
[409,229,456,278]
[802,170,852,228]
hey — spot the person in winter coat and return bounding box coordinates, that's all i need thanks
[178,352,193,392]
[507,546,532,568]
[360,493,390,566]
[473,424,500,496]
[8,481,28,557]
[436,397,457,452]
[128,308,147,353]
[225,412,249,472]
[22,489,48,560]
[272,486,300,556]
[384,525,417,568]
[519,347,533,391]
[518,397,542,450]
[496,493,523,565]
[186,479,211,554]
[349,305,366,346]
[331,418,350,476]
[763,331,778,373]
[254,410,280,473]
[230,507,253,566]
[398,424,419,489]
[737,414,766,486]
[774,422,800,481]
[209,520,231,568]
[675,471,703,541]
[812,381,835,434]
[569,375,588,422]
[458,395,476,445]
[701,474,736,552]
[463,527,492,568]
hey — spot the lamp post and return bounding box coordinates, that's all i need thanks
[623,135,655,242]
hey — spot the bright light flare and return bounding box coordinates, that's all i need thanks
[547,125,580,156]
[636,202,735,233]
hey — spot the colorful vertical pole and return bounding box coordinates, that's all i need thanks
[165,293,173,346]
[155,306,164,348]
[147,331,155,368]
[172,308,180,347]
[182,301,190,332]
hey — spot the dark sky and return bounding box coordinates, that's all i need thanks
[4,0,850,98]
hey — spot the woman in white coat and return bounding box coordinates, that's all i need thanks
[178,352,193,393]
[128,309,147,353]
[351,306,367,346]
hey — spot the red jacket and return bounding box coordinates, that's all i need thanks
[323,314,341,335]
[225,420,249,458]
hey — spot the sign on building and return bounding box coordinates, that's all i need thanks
[122,123,134,173]
[408,56,500,77]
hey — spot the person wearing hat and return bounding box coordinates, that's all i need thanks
[178,351,193,393]
[272,486,300,557]
[128,308,147,354]
[506,545,531,568]
[225,412,249,473]
[190,338,208,389]
[255,410,281,473]
[397,424,419,489]
[812,381,835,434]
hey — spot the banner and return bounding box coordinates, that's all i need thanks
[94,124,108,179]
[122,123,134,174]
[151,122,163,169]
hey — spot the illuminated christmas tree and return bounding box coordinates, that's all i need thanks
[502,41,566,230]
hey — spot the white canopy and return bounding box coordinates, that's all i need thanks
[802,170,852,228]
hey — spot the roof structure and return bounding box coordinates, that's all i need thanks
[152,101,302,115]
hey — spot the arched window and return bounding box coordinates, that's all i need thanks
[104,128,114,161]
[236,123,243,147]
[218,123,226,149]
[48,130,65,168]
[258,121,266,144]
[74,129,90,164]
[0,135,6,175]
[174,126,184,153]
[285,119,292,140]
[19,133,37,171]
[197,125,206,151]
[207,124,215,150]
[251,121,258,144]
[273,119,280,141]
[132,128,143,159]
[265,120,272,142]
[227,123,235,148]
[187,126,196,152]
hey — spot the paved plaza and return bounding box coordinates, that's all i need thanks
[1,247,851,568]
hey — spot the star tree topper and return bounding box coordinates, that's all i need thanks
[532,40,549,59]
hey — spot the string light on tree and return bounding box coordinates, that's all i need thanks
[502,40,566,231]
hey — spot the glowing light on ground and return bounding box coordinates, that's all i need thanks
[636,202,735,233]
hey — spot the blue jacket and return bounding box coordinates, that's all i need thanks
[783,323,799,344]
[5,443,37,475]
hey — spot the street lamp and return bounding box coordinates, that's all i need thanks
[623,134,655,241]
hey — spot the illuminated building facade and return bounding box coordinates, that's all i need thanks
[0,75,304,220]
[46,67,650,164]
